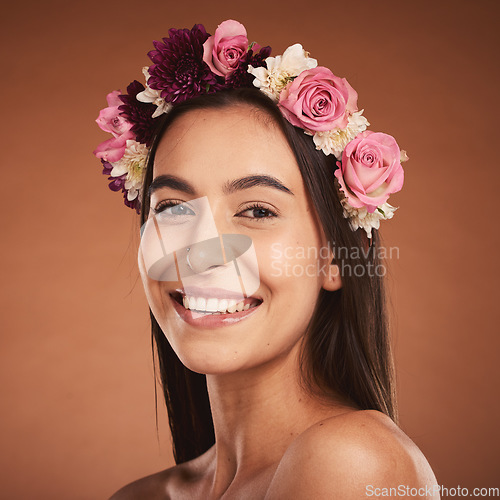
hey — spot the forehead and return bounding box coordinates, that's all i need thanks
[153,106,300,184]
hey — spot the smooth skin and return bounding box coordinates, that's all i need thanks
[112,105,440,499]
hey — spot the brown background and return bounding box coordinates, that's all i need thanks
[1,0,499,498]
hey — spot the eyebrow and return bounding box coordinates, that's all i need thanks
[148,174,294,197]
[148,175,196,197]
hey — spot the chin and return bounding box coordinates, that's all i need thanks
[170,342,266,376]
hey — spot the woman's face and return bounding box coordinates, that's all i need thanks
[138,105,338,375]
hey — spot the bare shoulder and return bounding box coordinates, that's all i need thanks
[108,467,172,500]
[108,448,213,500]
[265,409,440,500]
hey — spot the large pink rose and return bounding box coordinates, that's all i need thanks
[203,20,248,78]
[95,90,133,137]
[93,132,134,163]
[335,131,404,213]
[94,90,135,162]
[278,67,358,132]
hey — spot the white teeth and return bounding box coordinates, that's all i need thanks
[196,297,206,311]
[179,294,260,314]
[206,298,218,312]
[218,299,229,313]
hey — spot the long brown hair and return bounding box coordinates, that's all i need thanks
[139,87,398,464]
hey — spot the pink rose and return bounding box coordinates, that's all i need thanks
[278,66,358,132]
[203,20,248,78]
[93,131,134,163]
[95,90,133,137]
[94,90,135,162]
[335,131,404,213]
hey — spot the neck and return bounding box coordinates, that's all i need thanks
[204,342,354,495]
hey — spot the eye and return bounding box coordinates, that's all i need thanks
[236,203,278,221]
[153,200,195,219]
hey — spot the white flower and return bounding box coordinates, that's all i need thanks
[335,179,397,238]
[400,149,409,162]
[136,66,172,118]
[248,43,317,101]
[109,140,148,201]
[312,110,370,159]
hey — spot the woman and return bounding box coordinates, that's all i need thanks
[95,20,440,499]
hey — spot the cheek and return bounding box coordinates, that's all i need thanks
[255,227,324,321]
[137,247,171,324]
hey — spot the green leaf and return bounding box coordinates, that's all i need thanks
[377,207,386,216]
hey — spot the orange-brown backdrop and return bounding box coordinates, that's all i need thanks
[1,0,499,498]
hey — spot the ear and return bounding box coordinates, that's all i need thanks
[322,261,342,292]
[319,234,342,292]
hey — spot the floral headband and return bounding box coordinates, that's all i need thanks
[93,19,407,238]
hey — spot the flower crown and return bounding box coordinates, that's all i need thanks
[93,19,407,238]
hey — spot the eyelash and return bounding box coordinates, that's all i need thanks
[237,202,278,221]
[153,200,190,214]
[152,200,278,221]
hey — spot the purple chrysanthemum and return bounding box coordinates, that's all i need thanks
[118,80,159,147]
[147,24,221,104]
[225,45,272,89]
[101,160,140,213]
[123,191,141,213]
[102,160,125,191]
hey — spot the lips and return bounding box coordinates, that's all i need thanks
[168,287,263,328]
[170,289,262,314]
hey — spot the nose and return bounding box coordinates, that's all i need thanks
[185,237,224,274]
[184,234,253,275]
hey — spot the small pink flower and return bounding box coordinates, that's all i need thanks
[278,66,358,132]
[93,131,134,163]
[94,90,135,162]
[96,90,133,137]
[335,131,404,213]
[203,20,249,78]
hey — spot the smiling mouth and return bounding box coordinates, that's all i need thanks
[170,291,263,315]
